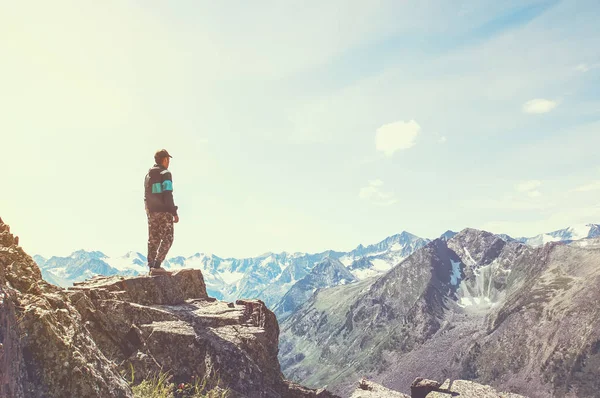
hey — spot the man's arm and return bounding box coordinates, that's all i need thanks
[160,170,179,218]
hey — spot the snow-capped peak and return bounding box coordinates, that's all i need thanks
[563,224,593,240]
[103,253,148,273]
[191,252,215,259]
[499,223,600,247]
[260,255,275,267]
[70,250,107,260]
[121,251,145,260]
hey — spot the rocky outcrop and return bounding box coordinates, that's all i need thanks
[0,217,338,398]
[68,271,337,397]
[350,378,525,398]
[0,217,131,397]
[0,237,25,397]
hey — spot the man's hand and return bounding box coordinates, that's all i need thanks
[174,215,179,223]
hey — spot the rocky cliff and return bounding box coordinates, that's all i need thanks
[0,217,336,398]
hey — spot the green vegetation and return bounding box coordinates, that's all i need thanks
[126,366,229,398]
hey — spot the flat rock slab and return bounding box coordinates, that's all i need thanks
[70,268,208,305]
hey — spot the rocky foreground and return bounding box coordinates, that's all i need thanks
[0,217,335,398]
[0,217,529,397]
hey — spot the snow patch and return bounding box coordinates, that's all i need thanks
[456,262,503,310]
[541,234,561,244]
[450,260,462,286]
[218,270,245,284]
[459,296,493,307]
[463,247,476,265]
[184,256,211,271]
[569,224,592,240]
[260,255,275,267]
[340,255,354,267]
[49,267,68,278]
[104,256,147,274]
[390,243,403,251]
[351,268,382,280]
[371,259,393,272]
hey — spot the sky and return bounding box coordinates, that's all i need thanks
[2,0,600,259]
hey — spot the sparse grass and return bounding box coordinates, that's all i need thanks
[127,366,229,398]
[131,373,172,398]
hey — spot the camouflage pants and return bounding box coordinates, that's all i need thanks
[147,212,174,267]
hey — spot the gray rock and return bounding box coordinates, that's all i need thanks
[349,379,410,398]
[0,218,132,398]
[426,379,525,397]
[0,217,339,398]
[411,378,441,398]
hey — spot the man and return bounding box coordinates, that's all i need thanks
[144,149,179,275]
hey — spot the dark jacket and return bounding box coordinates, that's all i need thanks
[144,164,178,216]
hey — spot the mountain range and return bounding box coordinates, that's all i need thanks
[279,227,600,397]
[34,230,431,312]
[34,224,599,320]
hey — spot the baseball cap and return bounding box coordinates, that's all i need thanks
[154,149,173,160]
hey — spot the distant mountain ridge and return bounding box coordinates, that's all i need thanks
[34,223,599,310]
[273,257,357,320]
[509,223,600,246]
[35,230,428,305]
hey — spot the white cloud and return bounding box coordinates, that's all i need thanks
[575,64,591,72]
[359,180,397,206]
[522,99,558,114]
[375,120,420,156]
[516,180,542,192]
[575,63,600,73]
[508,180,543,199]
[575,181,600,192]
[438,136,448,144]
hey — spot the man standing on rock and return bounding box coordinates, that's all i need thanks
[144,149,179,275]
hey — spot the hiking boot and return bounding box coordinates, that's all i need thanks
[149,266,172,276]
